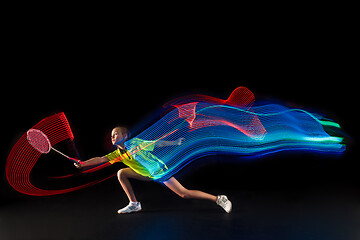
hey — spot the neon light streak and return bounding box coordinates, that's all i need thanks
[319,120,341,128]
[129,129,179,155]
[6,86,347,196]
[125,88,346,181]
[6,113,113,196]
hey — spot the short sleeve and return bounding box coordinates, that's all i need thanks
[106,149,122,164]
[128,138,156,152]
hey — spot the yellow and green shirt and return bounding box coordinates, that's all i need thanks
[106,138,169,179]
[106,148,152,178]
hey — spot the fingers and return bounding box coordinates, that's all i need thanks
[177,138,185,145]
[74,162,83,169]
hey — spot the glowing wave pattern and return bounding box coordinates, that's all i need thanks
[125,87,345,181]
[6,86,346,195]
[6,113,113,196]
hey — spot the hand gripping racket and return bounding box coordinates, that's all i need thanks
[27,129,80,164]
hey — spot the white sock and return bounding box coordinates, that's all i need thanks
[130,201,139,205]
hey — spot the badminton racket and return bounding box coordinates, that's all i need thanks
[27,129,80,164]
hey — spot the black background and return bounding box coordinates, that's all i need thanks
[0,12,359,239]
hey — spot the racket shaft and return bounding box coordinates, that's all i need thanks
[51,147,71,159]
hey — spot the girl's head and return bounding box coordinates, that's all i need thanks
[111,126,130,146]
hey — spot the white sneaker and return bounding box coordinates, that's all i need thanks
[216,195,232,213]
[117,202,142,214]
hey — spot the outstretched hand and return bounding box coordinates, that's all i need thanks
[176,138,185,145]
[74,162,83,169]
[70,158,84,169]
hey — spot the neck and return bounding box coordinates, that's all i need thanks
[117,144,125,150]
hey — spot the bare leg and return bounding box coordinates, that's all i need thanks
[163,177,217,202]
[117,168,151,202]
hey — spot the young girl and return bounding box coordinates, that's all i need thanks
[73,86,345,214]
[74,126,232,214]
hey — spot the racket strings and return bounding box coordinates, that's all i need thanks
[27,129,51,154]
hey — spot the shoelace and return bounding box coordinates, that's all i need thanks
[128,205,137,210]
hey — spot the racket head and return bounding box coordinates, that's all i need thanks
[27,129,51,154]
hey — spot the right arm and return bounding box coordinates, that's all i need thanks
[74,156,109,169]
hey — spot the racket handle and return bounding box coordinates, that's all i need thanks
[69,157,82,164]
[72,158,85,169]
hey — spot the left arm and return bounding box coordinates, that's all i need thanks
[154,138,185,147]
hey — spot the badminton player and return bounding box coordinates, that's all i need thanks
[74,126,232,214]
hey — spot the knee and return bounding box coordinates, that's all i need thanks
[117,169,127,180]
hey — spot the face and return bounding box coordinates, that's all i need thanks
[111,128,126,145]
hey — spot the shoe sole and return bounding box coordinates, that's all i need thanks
[118,209,142,214]
[226,203,232,213]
